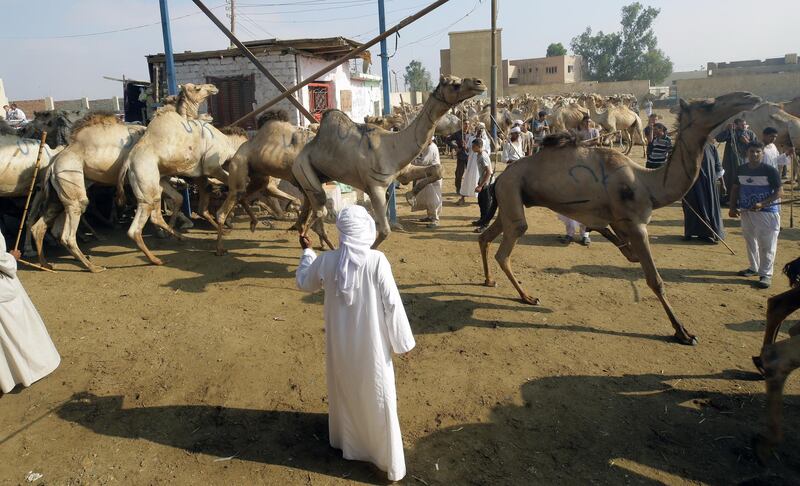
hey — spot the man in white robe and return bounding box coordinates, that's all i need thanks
[0,229,60,394]
[407,139,443,228]
[295,206,415,481]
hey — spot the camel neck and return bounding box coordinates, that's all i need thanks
[178,96,200,119]
[391,94,451,171]
[646,123,707,209]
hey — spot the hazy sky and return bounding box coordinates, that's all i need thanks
[2,0,798,100]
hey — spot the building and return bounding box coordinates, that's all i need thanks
[440,29,502,95]
[146,37,382,128]
[506,55,583,87]
[707,53,799,77]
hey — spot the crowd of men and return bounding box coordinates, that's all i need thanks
[2,103,27,126]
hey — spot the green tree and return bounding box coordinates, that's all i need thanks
[546,42,567,57]
[403,60,432,91]
[570,2,672,83]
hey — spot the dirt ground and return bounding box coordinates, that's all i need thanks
[3,138,800,485]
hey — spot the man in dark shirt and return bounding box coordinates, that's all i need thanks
[728,142,783,288]
[716,118,758,205]
[646,123,672,168]
[450,130,469,194]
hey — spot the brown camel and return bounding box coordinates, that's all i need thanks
[479,91,761,345]
[214,110,333,256]
[586,94,646,157]
[751,257,800,464]
[548,99,588,132]
[782,96,800,118]
[292,75,486,247]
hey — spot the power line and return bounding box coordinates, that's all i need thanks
[0,4,227,40]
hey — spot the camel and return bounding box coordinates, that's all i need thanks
[213,109,334,256]
[365,114,404,131]
[781,96,800,118]
[586,94,646,157]
[711,102,800,151]
[19,109,84,149]
[118,85,247,266]
[751,256,800,464]
[0,122,63,197]
[292,75,486,247]
[478,91,761,345]
[434,112,462,137]
[548,100,589,132]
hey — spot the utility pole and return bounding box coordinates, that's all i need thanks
[490,0,497,143]
[378,0,398,226]
[228,0,235,48]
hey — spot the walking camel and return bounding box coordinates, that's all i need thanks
[292,75,486,247]
[479,91,761,345]
[213,110,333,256]
[586,94,646,157]
[117,85,247,266]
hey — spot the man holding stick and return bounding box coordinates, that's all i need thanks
[729,142,783,289]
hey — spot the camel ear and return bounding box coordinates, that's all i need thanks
[679,98,689,111]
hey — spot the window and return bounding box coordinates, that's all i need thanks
[528,67,532,73]
[568,65,573,73]
[206,74,256,129]
[545,66,558,74]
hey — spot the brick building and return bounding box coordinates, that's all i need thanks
[146,37,382,129]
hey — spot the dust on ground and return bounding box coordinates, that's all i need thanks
[2,137,800,485]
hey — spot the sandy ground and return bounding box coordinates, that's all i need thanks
[2,142,800,485]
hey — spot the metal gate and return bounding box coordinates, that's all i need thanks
[308,82,334,121]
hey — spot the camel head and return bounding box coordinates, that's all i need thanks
[180,83,219,105]
[677,92,761,133]
[433,75,486,106]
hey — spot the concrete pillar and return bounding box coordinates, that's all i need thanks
[81,97,90,110]
[111,96,120,111]
[0,78,7,109]
[44,97,55,110]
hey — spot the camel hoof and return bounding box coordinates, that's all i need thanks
[40,262,54,271]
[752,356,766,376]
[149,257,164,266]
[483,279,496,287]
[215,249,227,257]
[674,332,698,346]
[521,295,540,306]
[89,266,107,274]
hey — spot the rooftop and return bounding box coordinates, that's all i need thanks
[147,36,367,63]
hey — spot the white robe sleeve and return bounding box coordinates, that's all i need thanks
[0,252,17,279]
[377,255,415,354]
[296,248,323,292]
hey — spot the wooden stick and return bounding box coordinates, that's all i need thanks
[791,153,796,228]
[18,258,57,273]
[14,132,47,252]
[681,197,735,255]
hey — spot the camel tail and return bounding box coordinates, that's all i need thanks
[116,156,132,207]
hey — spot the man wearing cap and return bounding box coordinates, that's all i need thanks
[296,205,415,482]
[468,122,492,155]
[502,126,524,164]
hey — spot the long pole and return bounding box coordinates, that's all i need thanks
[228,0,235,48]
[229,0,451,127]
[378,0,398,225]
[489,0,497,144]
[192,0,317,123]
[15,132,47,252]
[158,0,178,97]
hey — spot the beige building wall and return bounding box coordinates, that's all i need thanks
[448,29,502,95]
[0,79,7,111]
[509,55,583,85]
[676,71,800,102]
[439,49,451,77]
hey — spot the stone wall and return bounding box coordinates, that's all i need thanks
[505,79,651,100]
[173,53,299,124]
[675,72,800,102]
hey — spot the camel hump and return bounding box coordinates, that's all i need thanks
[70,111,122,142]
[257,109,290,128]
[541,131,578,149]
[219,125,248,138]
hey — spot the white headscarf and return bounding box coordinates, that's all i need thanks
[335,205,376,305]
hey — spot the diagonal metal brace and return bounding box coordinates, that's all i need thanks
[191,0,317,124]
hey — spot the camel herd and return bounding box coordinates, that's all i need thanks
[2,78,800,458]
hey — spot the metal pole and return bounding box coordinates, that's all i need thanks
[158,0,178,96]
[490,0,497,144]
[229,0,451,127]
[192,0,317,123]
[159,0,190,216]
[229,0,235,48]
[378,0,398,225]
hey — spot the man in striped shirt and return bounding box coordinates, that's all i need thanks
[646,123,672,169]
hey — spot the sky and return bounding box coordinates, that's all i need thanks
[2,0,798,101]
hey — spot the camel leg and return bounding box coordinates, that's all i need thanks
[160,179,184,229]
[366,185,390,248]
[597,226,638,262]
[128,202,163,266]
[495,216,539,305]
[60,198,106,273]
[624,222,696,345]
[753,286,800,373]
[30,199,63,270]
[195,178,221,230]
[754,335,800,463]
[291,156,328,236]
[479,216,504,287]
[214,191,241,256]
[126,157,173,266]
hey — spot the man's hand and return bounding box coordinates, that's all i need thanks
[752,202,763,210]
[475,184,484,193]
[729,207,740,218]
[9,249,21,261]
[299,235,312,250]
